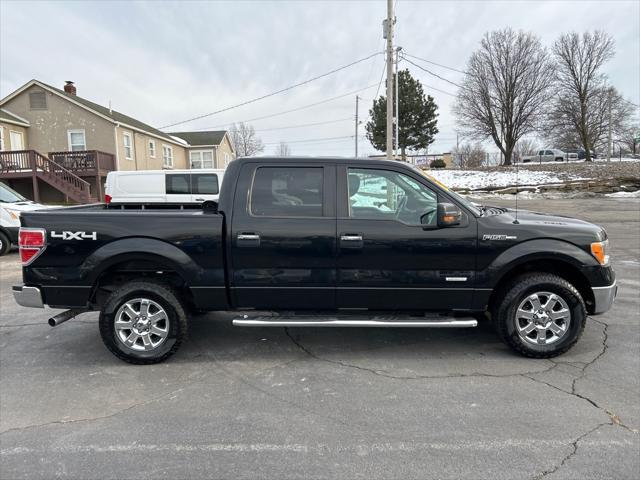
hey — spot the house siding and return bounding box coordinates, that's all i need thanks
[216,134,235,167]
[115,126,187,170]
[0,122,28,150]
[1,85,115,155]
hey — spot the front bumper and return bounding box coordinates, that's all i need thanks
[12,285,44,309]
[591,281,617,314]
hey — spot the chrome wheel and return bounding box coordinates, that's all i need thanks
[114,298,169,352]
[515,291,571,346]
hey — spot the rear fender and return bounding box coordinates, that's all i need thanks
[80,237,203,285]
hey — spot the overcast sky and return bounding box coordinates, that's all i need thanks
[1,0,638,157]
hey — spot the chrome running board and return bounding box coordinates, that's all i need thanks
[232,314,477,328]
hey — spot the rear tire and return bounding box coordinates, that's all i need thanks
[99,280,188,364]
[492,273,586,358]
[0,231,10,256]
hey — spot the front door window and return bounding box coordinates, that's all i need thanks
[347,168,438,226]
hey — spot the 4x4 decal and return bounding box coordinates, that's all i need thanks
[51,231,97,241]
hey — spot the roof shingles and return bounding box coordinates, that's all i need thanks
[168,131,227,147]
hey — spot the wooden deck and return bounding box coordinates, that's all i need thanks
[0,150,116,202]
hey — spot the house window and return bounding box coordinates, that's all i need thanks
[9,131,24,151]
[162,145,173,168]
[67,129,86,151]
[189,150,214,169]
[148,140,156,158]
[123,132,133,160]
[29,91,47,110]
[224,152,231,167]
[0,126,4,150]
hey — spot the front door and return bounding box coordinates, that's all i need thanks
[230,163,336,310]
[336,165,477,311]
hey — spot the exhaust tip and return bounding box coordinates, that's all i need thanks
[48,318,56,327]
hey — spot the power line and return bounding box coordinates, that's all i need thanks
[255,117,352,132]
[188,83,379,131]
[160,51,383,129]
[402,52,467,75]
[263,135,354,146]
[374,60,387,99]
[401,56,463,88]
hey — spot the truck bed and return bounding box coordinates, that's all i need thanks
[19,206,227,310]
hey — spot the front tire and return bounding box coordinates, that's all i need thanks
[492,273,586,358]
[99,280,188,364]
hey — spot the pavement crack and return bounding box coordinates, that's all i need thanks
[284,328,558,380]
[0,387,186,436]
[524,319,638,434]
[532,422,610,479]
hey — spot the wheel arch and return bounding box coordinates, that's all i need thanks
[82,238,202,308]
[488,257,595,314]
[485,239,598,314]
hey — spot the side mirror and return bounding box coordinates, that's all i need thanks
[437,202,461,227]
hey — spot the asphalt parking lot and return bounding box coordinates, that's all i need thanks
[1,197,638,480]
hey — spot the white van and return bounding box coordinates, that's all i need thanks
[0,182,48,256]
[105,169,225,205]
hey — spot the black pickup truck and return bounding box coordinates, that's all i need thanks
[13,157,616,364]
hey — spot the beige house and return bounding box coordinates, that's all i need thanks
[0,79,235,203]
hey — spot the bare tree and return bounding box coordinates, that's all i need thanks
[229,122,264,157]
[452,142,486,168]
[546,85,634,154]
[548,31,615,161]
[618,121,640,155]
[274,141,291,156]
[513,138,540,162]
[454,28,554,165]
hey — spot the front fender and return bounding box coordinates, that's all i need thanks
[478,238,599,288]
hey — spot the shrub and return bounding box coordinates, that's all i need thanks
[429,159,447,169]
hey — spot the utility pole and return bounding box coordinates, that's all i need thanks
[354,95,359,157]
[606,87,613,162]
[384,0,394,160]
[394,46,402,160]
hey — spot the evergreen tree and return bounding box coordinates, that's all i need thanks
[365,69,439,160]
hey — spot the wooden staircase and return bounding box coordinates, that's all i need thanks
[0,150,95,203]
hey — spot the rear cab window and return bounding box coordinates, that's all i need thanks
[250,167,324,217]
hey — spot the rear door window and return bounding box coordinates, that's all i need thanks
[250,167,323,217]
[165,174,191,195]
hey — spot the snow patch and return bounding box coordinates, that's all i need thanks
[427,169,579,190]
[605,190,640,198]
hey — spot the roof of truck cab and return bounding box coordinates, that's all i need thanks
[235,156,415,167]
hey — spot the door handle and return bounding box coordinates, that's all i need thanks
[237,233,261,247]
[340,234,363,242]
[340,233,363,249]
[195,197,205,202]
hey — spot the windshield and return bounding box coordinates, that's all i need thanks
[411,166,482,216]
[0,182,28,203]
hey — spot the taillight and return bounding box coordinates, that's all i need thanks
[105,194,112,204]
[18,228,46,265]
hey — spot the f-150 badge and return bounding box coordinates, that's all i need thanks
[483,234,517,241]
[51,231,97,241]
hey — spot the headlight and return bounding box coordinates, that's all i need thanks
[5,209,20,221]
[590,240,609,265]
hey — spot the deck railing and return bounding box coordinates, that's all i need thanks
[0,150,92,202]
[48,150,116,173]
